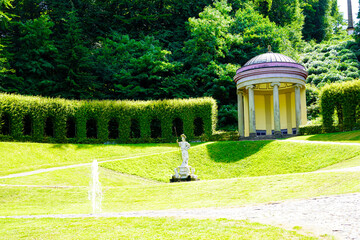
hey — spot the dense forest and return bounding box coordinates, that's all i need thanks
[0,0,359,130]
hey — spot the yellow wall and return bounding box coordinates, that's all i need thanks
[254,95,266,130]
[242,87,307,136]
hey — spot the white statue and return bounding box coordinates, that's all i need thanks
[171,133,198,182]
[177,134,190,167]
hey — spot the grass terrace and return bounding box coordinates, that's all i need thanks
[1,130,360,239]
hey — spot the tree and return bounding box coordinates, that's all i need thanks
[7,15,58,95]
[302,0,332,42]
[0,0,17,92]
[53,9,98,99]
[92,33,188,100]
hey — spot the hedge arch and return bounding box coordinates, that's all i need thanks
[86,118,98,139]
[194,117,204,136]
[66,117,76,138]
[130,118,141,139]
[108,118,119,139]
[23,114,32,136]
[172,117,183,137]
[320,80,360,132]
[1,113,10,135]
[0,94,217,143]
[44,117,55,137]
[150,118,161,139]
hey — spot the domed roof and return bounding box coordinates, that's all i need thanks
[236,52,306,74]
[244,52,296,66]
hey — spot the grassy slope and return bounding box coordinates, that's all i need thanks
[1,171,359,216]
[288,130,360,143]
[2,140,360,185]
[0,218,317,240]
[0,167,160,187]
[0,142,178,176]
[101,141,360,182]
[2,135,360,239]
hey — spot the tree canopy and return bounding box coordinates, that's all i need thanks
[0,0,355,130]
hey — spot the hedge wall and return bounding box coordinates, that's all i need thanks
[320,80,360,132]
[0,94,217,143]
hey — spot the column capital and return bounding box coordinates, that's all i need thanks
[294,83,303,89]
[270,82,281,87]
[245,85,255,90]
[237,89,245,95]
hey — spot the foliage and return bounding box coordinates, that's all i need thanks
[0,93,217,143]
[299,124,323,135]
[183,1,303,129]
[301,0,332,42]
[0,0,346,130]
[300,36,360,87]
[53,9,98,99]
[320,80,360,132]
[306,84,320,120]
[92,33,187,100]
[5,15,58,95]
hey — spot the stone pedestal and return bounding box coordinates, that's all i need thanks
[170,166,199,182]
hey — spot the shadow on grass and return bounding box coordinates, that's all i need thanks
[205,140,272,163]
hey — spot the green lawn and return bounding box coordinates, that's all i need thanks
[0,166,160,187]
[289,130,360,143]
[0,217,318,240]
[3,140,359,184]
[0,142,179,176]
[2,133,360,239]
[1,171,359,216]
[101,140,360,182]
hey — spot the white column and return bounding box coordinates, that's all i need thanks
[271,82,281,135]
[246,85,256,137]
[264,95,272,135]
[295,84,302,134]
[237,90,244,137]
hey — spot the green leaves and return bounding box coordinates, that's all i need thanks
[320,80,360,132]
[0,93,217,143]
[93,33,187,100]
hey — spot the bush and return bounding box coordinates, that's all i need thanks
[320,80,360,132]
[346,72,359,79]
[0,94,218,143]
[299,124,323,135]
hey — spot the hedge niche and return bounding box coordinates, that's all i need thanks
[0,94,217,143]
[320,80,360,132]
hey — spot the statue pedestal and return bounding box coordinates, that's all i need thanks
[170,166,199,182]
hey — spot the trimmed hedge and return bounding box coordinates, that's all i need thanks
[320,80,360,132]
[0,93,217,143]
[298,125,323,135]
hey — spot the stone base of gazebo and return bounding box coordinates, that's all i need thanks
[239,133,298,141]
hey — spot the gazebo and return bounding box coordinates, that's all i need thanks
[234,49,308,138]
